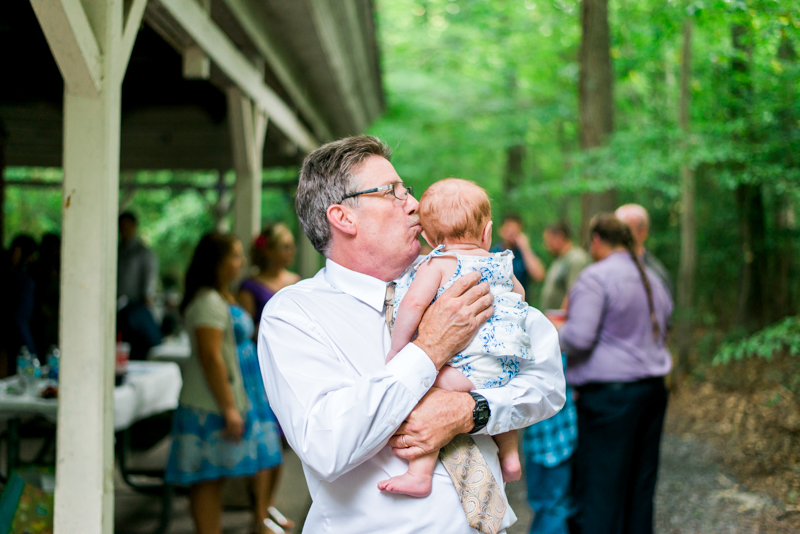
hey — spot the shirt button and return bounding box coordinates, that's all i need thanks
[423,379,430,388]
[390,419,397,426]
[493,424,500,432]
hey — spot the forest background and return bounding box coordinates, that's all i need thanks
[6,0,800,378]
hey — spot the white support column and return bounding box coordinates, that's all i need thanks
[28,0,146,533]
[228,86,268,248]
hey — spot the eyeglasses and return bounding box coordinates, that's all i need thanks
[338,182,414,204]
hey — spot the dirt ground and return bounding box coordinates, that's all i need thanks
[505,374,800,534]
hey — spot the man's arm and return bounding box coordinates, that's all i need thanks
[258,272,492,482]
[388,306,566,458]
[515,233,545,283]
[559,273,605,360]
[144,249,158,306]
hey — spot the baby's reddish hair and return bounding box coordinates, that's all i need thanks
[419,178,492,246]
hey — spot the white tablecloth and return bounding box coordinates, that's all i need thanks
[0,361,182,431]
[148,331,191,363]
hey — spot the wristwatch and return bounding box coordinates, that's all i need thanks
[468,392,490,434]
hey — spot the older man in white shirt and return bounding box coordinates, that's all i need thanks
[258,136,565,534]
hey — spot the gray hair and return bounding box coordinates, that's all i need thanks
[296,136,392,255]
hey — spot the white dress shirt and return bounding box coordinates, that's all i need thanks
[258,259,565,533]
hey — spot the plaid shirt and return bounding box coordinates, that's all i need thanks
[523,354,577,467]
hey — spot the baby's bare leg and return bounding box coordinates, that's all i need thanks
[377,450,439,497]
[493,430,521,482]
[436,367,520,480]
[376,368,471,497]
[434,365,475,392]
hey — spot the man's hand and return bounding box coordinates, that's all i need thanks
[513,231,531,251]
[387,388,475,460]
[413,271,493,369]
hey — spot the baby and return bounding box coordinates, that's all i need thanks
[379,178,531,498]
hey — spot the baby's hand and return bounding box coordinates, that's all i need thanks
[386,349,399,363]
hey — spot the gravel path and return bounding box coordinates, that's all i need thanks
[504,431,792,534]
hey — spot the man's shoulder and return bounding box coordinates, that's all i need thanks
[565,247,589,264]
[643,250,668,273]
[262,273,337,315]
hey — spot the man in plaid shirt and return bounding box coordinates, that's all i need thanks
[523,353,577,534]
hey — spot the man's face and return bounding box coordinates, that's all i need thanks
[499,220,522,245]
[119,219,137,242]
[543,230,564,256]
[350,156,421,276]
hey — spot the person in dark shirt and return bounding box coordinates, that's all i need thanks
[1,235,39,375]
[491,213,545,295]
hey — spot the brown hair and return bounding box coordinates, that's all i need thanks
[545,221,572,240]
[251,223,292,271]
[296,135,392,255]
[181,232,238,313]
[590,213,661,341]
[419,178,492,246]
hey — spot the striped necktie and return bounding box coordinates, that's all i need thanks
[384,282,396,335]
[383,284,506,532]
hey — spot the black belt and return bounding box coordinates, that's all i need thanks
[576,376,664,393]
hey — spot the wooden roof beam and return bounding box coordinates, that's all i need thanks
[220,0,334,142]
[154,0,319,153]
[29,0,103,97]
[308,0,375,133]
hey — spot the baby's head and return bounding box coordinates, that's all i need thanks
[418,178,492,249]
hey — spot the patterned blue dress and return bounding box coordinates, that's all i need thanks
[165,305,283,485]
[394,245,532,389]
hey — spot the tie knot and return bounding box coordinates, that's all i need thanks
[384,282,396,335]
[384,282,396,306]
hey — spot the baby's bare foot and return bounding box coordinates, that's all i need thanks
[377,473,433,497]
[501,453,522,482]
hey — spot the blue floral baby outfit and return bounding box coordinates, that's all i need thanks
[165,304,283,486]
[394,245,532,389]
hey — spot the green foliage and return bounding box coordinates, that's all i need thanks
[372,0,800,323]
[4,167,300,286]
[713,316,800,365]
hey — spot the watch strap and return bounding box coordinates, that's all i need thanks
[468,392,490,434]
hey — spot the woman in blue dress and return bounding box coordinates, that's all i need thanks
[165,232,285,534]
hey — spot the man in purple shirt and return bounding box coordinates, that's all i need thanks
[559,214,672,534]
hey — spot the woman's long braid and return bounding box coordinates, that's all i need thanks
[590,214,661,342]
[622,231,661,342]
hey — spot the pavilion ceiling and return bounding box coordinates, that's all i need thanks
[0,0,384,170]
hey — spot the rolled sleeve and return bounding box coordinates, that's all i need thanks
[475,306,566,435]
[386,342,438,401]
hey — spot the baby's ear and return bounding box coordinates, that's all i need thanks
[482,221,493,245]
[421,230,434,249]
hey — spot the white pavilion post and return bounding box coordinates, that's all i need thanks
[228,86,268,248]
[28,0,146,532]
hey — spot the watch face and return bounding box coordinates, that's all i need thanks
[476,403,489,423]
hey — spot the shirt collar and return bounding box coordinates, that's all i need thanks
[323,258,390,312]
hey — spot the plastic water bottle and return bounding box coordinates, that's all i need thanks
[47,347,60,382]
[27,353,42,395]
[17,346,32,386]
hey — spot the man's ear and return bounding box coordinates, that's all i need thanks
[326,204,357,236]
[482,220,493,246]
[421,230,434,249]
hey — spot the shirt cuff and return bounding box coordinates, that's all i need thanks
[473,386,512,435]
[385,343,438,401]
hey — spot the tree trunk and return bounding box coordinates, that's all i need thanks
[503,145,525,192]
[579,0,616,238]
[502,144,526,215]
[676,19,695,374]
[731,22,768,329]
[770,34,798,321]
